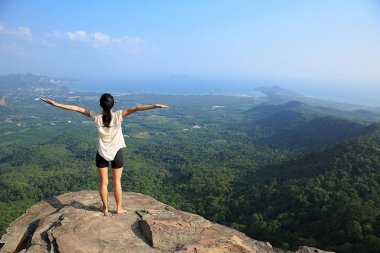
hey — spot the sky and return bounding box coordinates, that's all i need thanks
[0,1,380,104]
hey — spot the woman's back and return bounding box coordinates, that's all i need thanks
[90,109,126,161]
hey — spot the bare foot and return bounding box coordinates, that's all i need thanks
[101,207,109,216]
[116,208,126,214]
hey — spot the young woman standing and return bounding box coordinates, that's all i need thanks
[40,93,169,216]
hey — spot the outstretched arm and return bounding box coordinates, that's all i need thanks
[39,97,91,117]
[122,104,169,117]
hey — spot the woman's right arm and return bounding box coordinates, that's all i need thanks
[122,104,169,117]
[39,97,91,117]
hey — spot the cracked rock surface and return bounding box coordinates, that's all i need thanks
[0,190,333,253]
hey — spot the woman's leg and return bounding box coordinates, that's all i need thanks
[112,168,126,213]
[97,167,109,215]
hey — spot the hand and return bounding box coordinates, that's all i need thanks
[39,97,57,106]
[154,104,169,108]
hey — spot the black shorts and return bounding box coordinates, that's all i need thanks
[96,149,124,169]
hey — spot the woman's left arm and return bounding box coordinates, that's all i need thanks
[121,104,169,118]
[39,97,91,117]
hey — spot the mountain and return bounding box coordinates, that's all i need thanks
[0,73,78,90]
[256,86,304,104]
[260,116,370,150]
[0,190,331,253]
[247,101,317,131]
[243,101,379,151]
[0,74,79,99]
[233,125,380,252]
[247,100,380,124]
[255,86,380,120]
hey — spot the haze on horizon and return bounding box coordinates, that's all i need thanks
[0,0,380,106]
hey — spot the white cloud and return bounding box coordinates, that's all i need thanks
[92,32,110,44]
[46,31,63,39]
[43,28,147,53]
[113,36,142,45]
[45,28,144,47]
[0,23,33,39]
[15,26,33,38]
[63,30,144,49]
[66,30,88,41]
[111,36,144,54]
[0,22,151,56]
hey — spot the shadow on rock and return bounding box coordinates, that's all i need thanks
[45,196,100,215]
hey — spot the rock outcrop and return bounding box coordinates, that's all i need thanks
[0,190,333,253]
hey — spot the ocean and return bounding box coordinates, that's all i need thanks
[72,77,265,97]
[70,77,380,107]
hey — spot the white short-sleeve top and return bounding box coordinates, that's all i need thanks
[90,110,126,161]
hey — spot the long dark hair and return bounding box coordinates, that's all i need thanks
[99,93,114,128]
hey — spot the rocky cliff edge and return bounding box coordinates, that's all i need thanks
[0,190,333,253]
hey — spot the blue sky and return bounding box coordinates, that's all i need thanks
[1,1,380,104]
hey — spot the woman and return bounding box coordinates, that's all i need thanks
[39,93,169,216]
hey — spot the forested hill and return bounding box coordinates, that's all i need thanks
[244,101,374,151]
[261,116,370,151]
[0,73,77,92]
[256,86,380,113]
[1,74,380,253]
[247,100,380,125]
[232,124,380,252]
